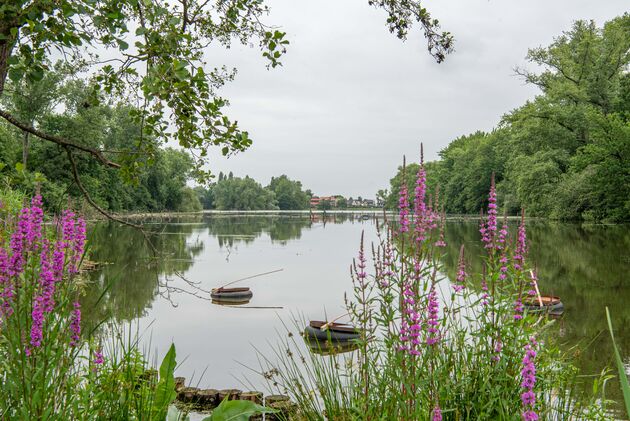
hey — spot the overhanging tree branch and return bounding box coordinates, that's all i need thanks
[0,108,121,169]
[65,147,141,229]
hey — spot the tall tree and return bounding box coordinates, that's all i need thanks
[0,0,453,209]
[267,174,309,210]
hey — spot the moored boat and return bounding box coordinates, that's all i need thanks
[304,320,361,343]
[524,295,564,315]
[210,287,253,302]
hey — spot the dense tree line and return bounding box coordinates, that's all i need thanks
[194,173,312,211]
[0,67,317,213]
[0,71,202,213]
[383,15,630,222]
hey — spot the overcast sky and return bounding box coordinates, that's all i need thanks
[203,0,628,199]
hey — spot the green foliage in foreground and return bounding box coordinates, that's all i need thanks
[383,14,630,222]
[607,308,630,417]
[0,201,270,420]
[262,169,614,420]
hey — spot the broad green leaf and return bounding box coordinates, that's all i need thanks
[151,343,178,420]
[202,399,276,421]
[606,307,630,417]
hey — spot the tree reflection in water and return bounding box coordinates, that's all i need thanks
[82,215,629,411]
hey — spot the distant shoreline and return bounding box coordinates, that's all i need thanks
[95,209,543,222]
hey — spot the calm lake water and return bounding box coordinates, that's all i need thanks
[83,214,630,414]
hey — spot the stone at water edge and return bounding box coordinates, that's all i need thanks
[240,391,264,405]
[174,377,186,392]
[177,387,200,403]
[196,389,219,406]
[268,400,298,421]
[217,389,242,401]
[265,394,290,405]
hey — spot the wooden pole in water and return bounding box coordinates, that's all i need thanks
[216,268,284,290]
[320,313,350,330]
[530,270,544,307]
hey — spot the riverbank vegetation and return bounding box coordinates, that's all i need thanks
[382,14,630,222]
[0,196,272,419]
[263,159,620,420]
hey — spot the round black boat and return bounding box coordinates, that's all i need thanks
[211,287,253,302]
[304,321,361,343]
[524,295,564,315]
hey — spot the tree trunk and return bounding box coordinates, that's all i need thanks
[0,25,18,97]
[22,131,29,170]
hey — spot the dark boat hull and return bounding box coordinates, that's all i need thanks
[304,321,361,343]
[524,296,564,315]
[211,288,253,302]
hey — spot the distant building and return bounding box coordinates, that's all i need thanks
[310,195,338,208]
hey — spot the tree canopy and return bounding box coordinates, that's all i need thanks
[383,14,630,222]
[0,0,452,211]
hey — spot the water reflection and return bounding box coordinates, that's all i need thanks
[440,220,630,411]
[81,215,629,411]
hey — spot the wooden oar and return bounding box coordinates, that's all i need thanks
[530,270,544,307]
[320,313,350,331]
[216,268,284,290]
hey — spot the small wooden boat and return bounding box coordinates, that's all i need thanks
[210,287,253,302]
[304,321,361,343]
[524,295,564,315]
[360,214,370,220]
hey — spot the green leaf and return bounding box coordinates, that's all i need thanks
[8,67,22,83]
[117,39,129,50]
[606,307,630,417]
[151,343,178,420]
[201,399,276,421]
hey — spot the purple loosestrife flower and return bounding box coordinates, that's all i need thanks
[425,286,440,346]
[26,195,44,251]
[413,148,428,242]
[92,348,104,371]
[398,183,410,234]
[9,206,30,276]
[434,213,446,248]
[61,209,76,244]
[481,278,489,306]
[454,245,466,293]
[30,296,45,348]
[399,281,422,355]
[70,302,81,346]
[514,297,524,320]
[379,232,395,287]
[514,211,527,271]
[491,339,503,362]
[499,253,509,281]
[52,242,65,282]
[355,232,367,285]
[0,249,14,317]
[432,405,442,421]
[38,241,57,312]
[70,217,86,273]
[520,338,538,420]
[481,175,498,250]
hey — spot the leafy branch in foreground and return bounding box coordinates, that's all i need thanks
[0,0,452,193]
